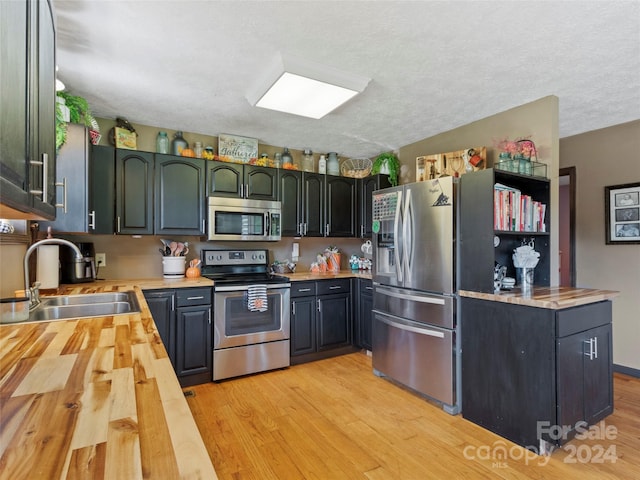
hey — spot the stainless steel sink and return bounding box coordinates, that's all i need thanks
[27,291,140,322]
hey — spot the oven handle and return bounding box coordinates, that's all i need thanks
[214,283,291,292]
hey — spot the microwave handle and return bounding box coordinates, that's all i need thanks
[265,211,270,236]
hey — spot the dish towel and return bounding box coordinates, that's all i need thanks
[246,284,268,312]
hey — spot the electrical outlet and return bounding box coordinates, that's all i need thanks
[96,253,106,267]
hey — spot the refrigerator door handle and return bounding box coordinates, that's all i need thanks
[404,189,414,280]
[394,192,403,282]
[377,313,445,338]
[377,286,446,305]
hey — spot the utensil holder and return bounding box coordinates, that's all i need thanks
[162,256,186,278]
[516,267,534,293]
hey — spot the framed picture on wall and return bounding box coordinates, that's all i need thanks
[605,182,640,244]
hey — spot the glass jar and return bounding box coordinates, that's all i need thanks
[171,131,188,156]
[327,152,340,176]
[194,141,203,158]
[318,155,327,174]
[156,131,169,154]
[282,147,295,169]
[273,153,282,168]
[302,149,314,172]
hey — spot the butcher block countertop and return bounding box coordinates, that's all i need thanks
[459,286,619,309]
[0,280,217,479]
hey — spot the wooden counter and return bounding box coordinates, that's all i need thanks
[0,281,217,479]
[459,286,619,309]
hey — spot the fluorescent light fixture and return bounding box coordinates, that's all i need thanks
[247,53,370,119]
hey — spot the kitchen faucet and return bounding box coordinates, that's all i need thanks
[23,238,83,310]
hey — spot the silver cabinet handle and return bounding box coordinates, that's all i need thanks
[187,296,204,300]
[317,298,321,312]
[584,338,595,360]
[594,336,598,359]
[365,286,373,290]
[88,210,96,229]
[326,223,330,236]
[361,224,365,237]
[240,184,244,197]
[171,295,175,311]
[292,301,296,316]
[329,285,341,290]
[245,184,249,198]
[202,219,205,233]
[298,288,311,292]
[208,310,211,325]
[304,223,308,235]
[117,216,121,233]
[42,153,48,201]
[54,177,67,212]
[377,314,445,338]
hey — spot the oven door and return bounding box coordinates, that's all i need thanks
[214,284,290,349]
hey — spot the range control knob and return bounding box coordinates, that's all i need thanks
[216,255,222,261]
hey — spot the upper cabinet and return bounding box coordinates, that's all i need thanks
[155,155,206,236]
[39,124,114,234]
[460,168,550,293]
[0,0,56,219]
[326,175,356,237]
[207,160,277,200]
[116,150,154,235]
[357,175,391,238]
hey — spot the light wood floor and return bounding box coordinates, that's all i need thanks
[186,352,640,480]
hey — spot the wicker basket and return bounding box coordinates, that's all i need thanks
[341,158,372,178]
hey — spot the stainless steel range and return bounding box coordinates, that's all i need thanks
[201,249,291,381]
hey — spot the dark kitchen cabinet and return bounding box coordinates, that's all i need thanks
[326,175,356,237]
[461,297,613,452]
[207,160,277,200]
[40,125,114,233]
[357,175,391,238]
[0,0,56,219]
[278,169,303,236]
[460,168,550,293]
[291,280,354,364]
[144,289,176,366]
[144,287,212,387]
[355,278,374,351]
[155,155,206,235]
[115,150,154,235]
[302,173,325,236]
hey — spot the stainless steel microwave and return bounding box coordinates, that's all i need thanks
[207,197,281,241]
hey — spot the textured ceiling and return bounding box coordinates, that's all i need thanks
[53,0,640,158]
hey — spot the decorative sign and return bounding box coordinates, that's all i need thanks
[114,127,137,150]
[218,134,258,164]
[416,147,486,181]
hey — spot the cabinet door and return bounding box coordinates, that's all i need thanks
[358,175,391,238]
[115,150,154,234]
[143,289,176,366]
[291,296,316,356]
[317,293,351,350]
[89,145,115,233]
[39,124,89,232]
[245,165,277,200]
[278,169,303,237]
[176,305,212,377]
[326,175,356,237]
[31,0,56,218]
[303,173,325,236]
[584,324,613,423]
[0,0,30,211]
[207,160,242,198]
[357,281,374,350]
[155,155,205,235]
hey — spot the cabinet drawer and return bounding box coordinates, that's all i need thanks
[359,279,373,294]
[556,301,611,338]
[176,287,212,307]
[317,278,351,296]
[291,281,316,297]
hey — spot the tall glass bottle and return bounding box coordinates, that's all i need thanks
[171,131,188,156]
[302,149,314,172]
[156,131,169,154]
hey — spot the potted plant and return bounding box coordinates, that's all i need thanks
[371,152,401,186]
[56,91,100,150]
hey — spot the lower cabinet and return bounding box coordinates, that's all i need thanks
[355,278,374,351]
[461,297,613,452]
[143,287,212,387]
[290,279,355,364]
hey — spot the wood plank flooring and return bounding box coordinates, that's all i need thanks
[186,353,640,480]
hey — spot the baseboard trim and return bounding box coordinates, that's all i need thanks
[613,364,640,378]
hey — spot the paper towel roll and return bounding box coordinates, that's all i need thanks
[37,245,59,289]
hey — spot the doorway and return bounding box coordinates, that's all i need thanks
[559,166,576,286]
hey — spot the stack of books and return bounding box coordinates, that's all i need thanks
[494,183,546,232]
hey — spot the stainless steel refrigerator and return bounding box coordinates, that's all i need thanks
[371,177,460,414]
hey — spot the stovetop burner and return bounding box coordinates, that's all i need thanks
[200,248,290,287]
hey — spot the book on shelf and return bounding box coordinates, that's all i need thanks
[493,183,546,233]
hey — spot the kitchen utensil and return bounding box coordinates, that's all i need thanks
[174,242,184,256]
[159,248,167,256]
[169,241,178,256]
